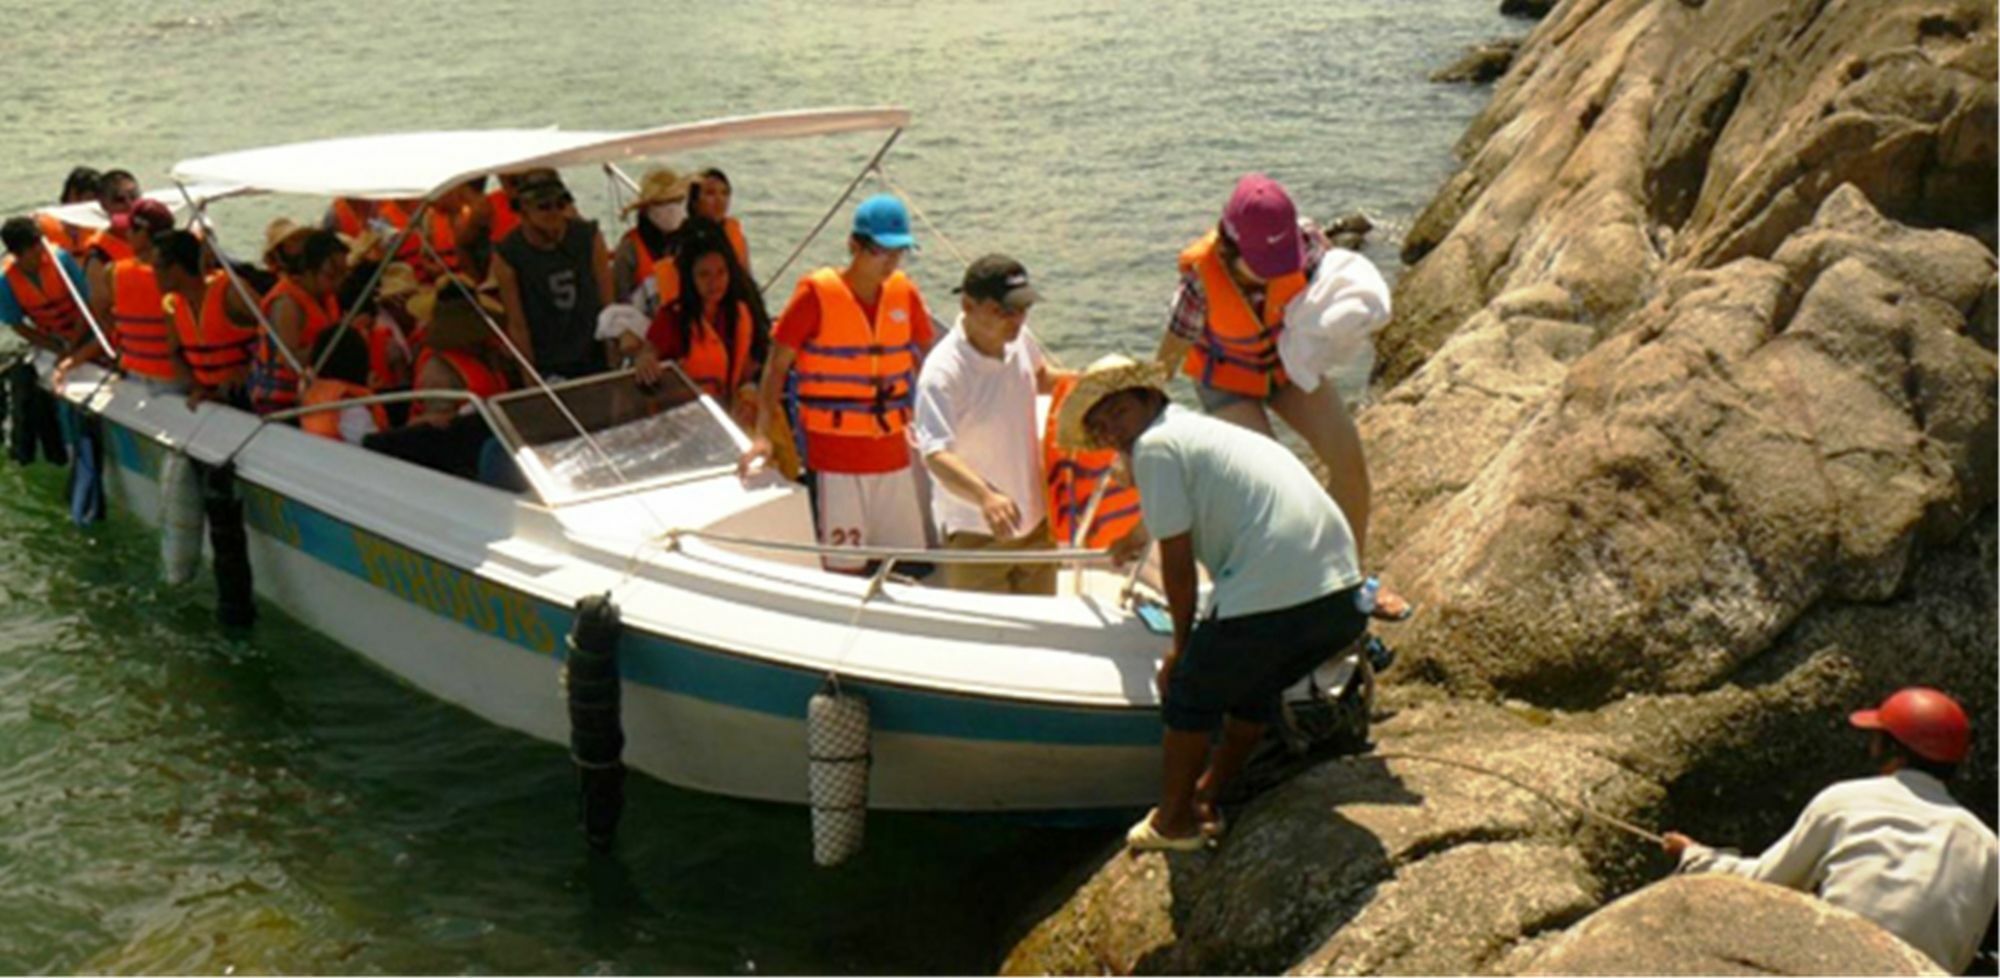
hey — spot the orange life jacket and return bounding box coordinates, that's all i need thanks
[677,304,754,400]
[791,269,919,437]
[332,199,424,263]
[623,230,683,307]
[299,378,388,440]
[3,250,84,343]
[366,316,414,391]
[35,213,90,257]
[1178,231,1307,398]
[86,229,134,265]
[170,272,259,387]
[1043,375,1145,549]
[425,209,462,275]
[110,259,179,381]
[723,217,749,270]
[414,348,509,401]
[250,278,341,413]
[487,190,519,244]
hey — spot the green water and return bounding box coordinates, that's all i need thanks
[0,0,1506,972]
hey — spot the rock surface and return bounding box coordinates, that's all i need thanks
[1519,875,1945,975]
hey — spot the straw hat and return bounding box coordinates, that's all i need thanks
[407,273,503,324]
[262,217,312,264]
[337,226,384,261]
[374,262,421,300]
[621,167,694,214]
[1053,354,1169,451]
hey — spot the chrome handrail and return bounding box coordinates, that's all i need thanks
[262,387,507,440]
[660,526,1116,567]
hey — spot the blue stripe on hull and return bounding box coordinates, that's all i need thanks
[106,420,1160,749]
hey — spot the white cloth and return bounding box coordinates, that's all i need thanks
[594,303,649,343]
[815,467,928,572]
[1130,405,1362,619]
[1277,248,1391,394]
[1679,770,1999,973]
[911,317,1048,537]
[336,405,379,445]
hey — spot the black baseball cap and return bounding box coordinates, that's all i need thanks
[955,254,1039,311]
[512,168,571,205]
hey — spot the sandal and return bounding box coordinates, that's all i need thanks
[1126,809,1208,853]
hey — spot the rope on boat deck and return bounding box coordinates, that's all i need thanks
[1358,751,1666,846]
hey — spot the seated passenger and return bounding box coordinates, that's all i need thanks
[619,225,763,427]
[411,286,510,425]
[491,169,611,381]
[338,260,422,394]
[611,167,694,308]
[250,226,346,415]
[300,328,385,444]
[690,167,751,277]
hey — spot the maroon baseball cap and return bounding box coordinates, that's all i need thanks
[111,198,175,235]
[1221,173,1306,280]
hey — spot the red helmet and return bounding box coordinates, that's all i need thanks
[1850,687,1971,764]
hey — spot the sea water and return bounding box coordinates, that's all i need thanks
[0,0,1506,971]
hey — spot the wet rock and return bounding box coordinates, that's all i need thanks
[1499,0,1557,20]
[1518,875,1946,975]
[1431,39,1523,85]
[1322,212,1375,251]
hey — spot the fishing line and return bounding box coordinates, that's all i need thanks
[1359,751,1665,845]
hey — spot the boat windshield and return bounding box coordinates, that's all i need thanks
[487,367,748,505]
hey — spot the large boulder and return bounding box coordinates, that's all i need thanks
[1384,186,1996,709]
[1518,875,1945,975]
[1378,0,1996,388]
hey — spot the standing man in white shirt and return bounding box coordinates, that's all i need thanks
[913,255,1070,594]
[1664,687,1998,974]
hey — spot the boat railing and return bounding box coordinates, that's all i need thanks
[660,526,1153,610]
[263,387,503,432]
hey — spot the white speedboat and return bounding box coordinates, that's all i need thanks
[24,109,1361,822]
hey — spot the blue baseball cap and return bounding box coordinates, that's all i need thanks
[852,194,916,250]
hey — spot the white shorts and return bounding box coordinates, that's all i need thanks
[817,467,929,572]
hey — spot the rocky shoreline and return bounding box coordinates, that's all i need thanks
[1001,0,1995,972]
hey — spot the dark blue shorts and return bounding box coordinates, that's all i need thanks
[1162,585,1368,733]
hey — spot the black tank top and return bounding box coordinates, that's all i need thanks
[497,219,606,379]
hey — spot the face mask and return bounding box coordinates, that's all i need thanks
[646,201,687,233]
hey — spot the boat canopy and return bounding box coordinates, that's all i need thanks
[32,183,249,229]
[168,107,910,203]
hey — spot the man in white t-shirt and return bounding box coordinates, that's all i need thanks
[913,255,1072,594]
[1056,354,1369,851]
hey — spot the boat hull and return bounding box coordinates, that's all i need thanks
[97,418,1162,812]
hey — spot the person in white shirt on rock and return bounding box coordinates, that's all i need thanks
[1664,687,1998,974]
[913,255,1071,594]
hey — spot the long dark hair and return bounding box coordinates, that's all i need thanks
[670,219,769,368]
[60,167,102,204]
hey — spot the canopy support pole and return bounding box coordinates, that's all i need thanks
[41,240,119,364]
[759,127,903,296]
[411,233,634,488]
[310,201,429,378]
[176,181,306,381]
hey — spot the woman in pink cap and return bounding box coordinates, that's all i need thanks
[1154,173,1407,619]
